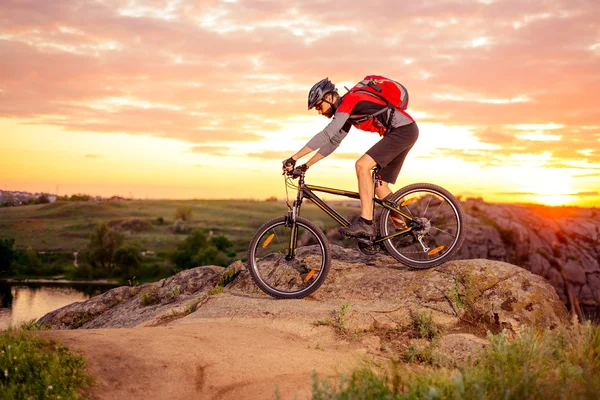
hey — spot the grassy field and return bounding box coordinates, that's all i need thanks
[0,199,361,257]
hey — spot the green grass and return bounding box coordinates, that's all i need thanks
[0,199,359,257]
[0,325,93,399]
[312,320,600,400]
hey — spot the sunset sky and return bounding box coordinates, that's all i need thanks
[1,0,599,207]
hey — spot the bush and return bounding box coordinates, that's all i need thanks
[87,223,124,273]
[170,229,234,269]
[174,205,193,223]
[172,218,188,234]
[0,238,15,275]
[114,244,143,278]
[0,330,93,398]
[312,321,600,400]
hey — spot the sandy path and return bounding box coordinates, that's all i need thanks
[39,319,362,400]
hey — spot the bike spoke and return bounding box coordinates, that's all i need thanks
[428,201,444,224]
[431,226,457,238]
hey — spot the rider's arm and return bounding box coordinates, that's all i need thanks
[305,112,351,151]
[290,146,314,162]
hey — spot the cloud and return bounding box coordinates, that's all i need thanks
[496,191,599,197]
[189,145,230,156]
[0,0,599,168]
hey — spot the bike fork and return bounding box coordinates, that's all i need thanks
[285,201,300,260]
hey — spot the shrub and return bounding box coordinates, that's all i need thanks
[173,205,193,223]
[312,321,600,400]
[140,287,160,306]
[172,218,188,234]
[0,238,15,275]
[87,223,124,273]
[119,218,152,232]
[410,308,439,340]
[170,229,234,269]
[0,330,93,398]
[114,244,143,278]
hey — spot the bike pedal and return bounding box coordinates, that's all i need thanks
[356,237,374,246]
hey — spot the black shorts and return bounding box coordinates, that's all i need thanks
[366,122,418,184]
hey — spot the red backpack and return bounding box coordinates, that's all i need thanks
[347,75,409,110]
[344,75,409,132]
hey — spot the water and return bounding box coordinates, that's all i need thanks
[0,281,118,330]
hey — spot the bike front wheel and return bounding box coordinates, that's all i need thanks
[247,216,331,299]
[379,183,465,269]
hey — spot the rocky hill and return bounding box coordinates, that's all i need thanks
[39,245,568,336]
[318,199,599,315]
[37,245,571,399]
[455,199,599,315]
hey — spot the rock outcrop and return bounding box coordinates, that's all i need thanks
[39,245,569,341]
[325,200,600,313]
[456,199,600,312]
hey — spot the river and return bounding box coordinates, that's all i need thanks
[0,281,118,330]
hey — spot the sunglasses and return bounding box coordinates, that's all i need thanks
[315,100,325,111]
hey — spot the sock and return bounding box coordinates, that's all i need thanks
[359,217,373,225]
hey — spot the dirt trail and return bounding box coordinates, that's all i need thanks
[39,318,363,400]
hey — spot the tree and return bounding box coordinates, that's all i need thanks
[114,244,142,278]
[173,205,193,223]
[87,223,124,273]
[170,229,234,269]
[0,238,15,275]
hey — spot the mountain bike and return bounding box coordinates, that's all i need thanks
[247,167,465,299]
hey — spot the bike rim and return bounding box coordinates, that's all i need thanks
[251,221,326,297]
[382,188,462,264]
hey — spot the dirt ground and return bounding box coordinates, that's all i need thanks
[39,318,364,400]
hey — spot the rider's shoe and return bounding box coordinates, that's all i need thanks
[339,220,376,238]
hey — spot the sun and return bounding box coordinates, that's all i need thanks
[525,173,576,206]
[531,194,573,207]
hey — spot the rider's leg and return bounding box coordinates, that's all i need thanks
[375,181,393,200]
[356,154,378,220]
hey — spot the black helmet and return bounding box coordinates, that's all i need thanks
[308,78,336,110]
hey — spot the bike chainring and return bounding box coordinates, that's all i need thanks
[357,240,380,255]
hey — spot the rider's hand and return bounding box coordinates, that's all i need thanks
[296,163,309,172]
[282,157,296,173]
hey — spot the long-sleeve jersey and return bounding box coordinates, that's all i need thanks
[306,91,415,157]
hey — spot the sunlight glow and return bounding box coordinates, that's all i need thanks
[516,132,562,141]
[434,94,530,104]
[513,123,564,130]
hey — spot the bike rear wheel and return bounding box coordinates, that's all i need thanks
[247,216,331,299]
[379,183,465,269]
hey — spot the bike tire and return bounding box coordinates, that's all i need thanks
[247,216,331,299]
[379,183,465,269]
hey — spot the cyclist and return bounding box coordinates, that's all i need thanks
[282,77,419,239]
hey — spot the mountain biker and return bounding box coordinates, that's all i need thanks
[282,77,419,239]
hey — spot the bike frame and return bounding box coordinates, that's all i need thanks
[284,169,417,259]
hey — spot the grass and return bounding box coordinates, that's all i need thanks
[410,308,439,340]
[0,324,93,399]
[0,199,358,255]
[311,319,600,400]
[0,199,359,283]
[314,303,351,334]
[140,287,160,306]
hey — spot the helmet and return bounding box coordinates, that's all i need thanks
[308,78,336,110]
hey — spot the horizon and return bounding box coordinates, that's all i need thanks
[1,0,599,207]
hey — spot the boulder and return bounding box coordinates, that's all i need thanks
[38,246,569,340]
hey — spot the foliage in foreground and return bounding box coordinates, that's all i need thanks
[312,320,600,400]
[0,326,93,399]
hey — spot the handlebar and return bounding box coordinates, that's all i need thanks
[285,167,305,179]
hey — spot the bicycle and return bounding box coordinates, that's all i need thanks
[247,167,466,299]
